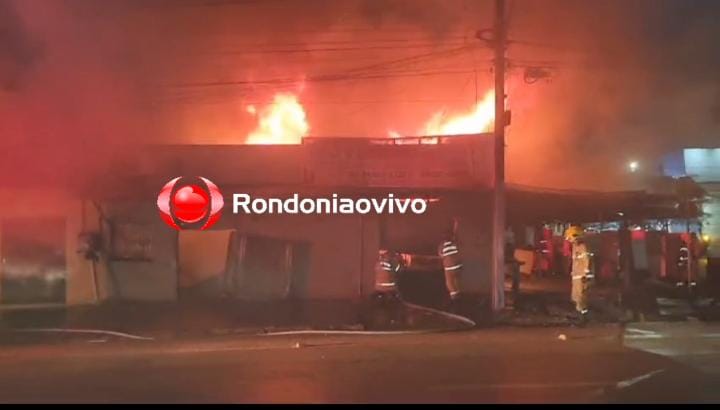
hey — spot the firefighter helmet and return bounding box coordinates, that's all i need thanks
[564,226,584,242]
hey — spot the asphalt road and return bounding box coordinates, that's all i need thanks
[0,324,717,403]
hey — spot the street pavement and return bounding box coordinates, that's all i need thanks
[623,320,720,374]
[0,323,717,403]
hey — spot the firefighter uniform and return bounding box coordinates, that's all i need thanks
[677,240,690,286]
[565,226,593,316]
[374,250,401,295]
[676,233,698,288]
[438,239,462,300]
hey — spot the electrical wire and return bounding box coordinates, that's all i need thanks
[159,54,493,105]
[203,42,473,55]
[166,46,486,89]
[194,37,471,48]
[324,44,480,76]
[508,38,604,56]
[166,67,488,90]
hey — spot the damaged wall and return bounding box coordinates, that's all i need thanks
[218,211,371,300]
[0,188,494,305]
[98,202,178,302]
[0,188,103,306]
[173,189,492,302]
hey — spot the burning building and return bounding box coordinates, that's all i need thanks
[0,134,502,311]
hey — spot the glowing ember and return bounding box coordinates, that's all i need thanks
[245,93,309,145]
[421,90,495,136]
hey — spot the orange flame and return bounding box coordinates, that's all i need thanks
[422,89,495,136]
[245,93,309,145]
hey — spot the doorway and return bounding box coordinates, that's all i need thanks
[177,230,311,300]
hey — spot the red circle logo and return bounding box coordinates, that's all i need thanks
[173,184,209,223]
[157,177,224,230]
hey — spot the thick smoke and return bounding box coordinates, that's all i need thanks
[1,0,719,190]
[0,0,42,91]
[502,0,720,190]
[0,0,159,187]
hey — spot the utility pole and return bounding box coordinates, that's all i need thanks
[490,0,507,312]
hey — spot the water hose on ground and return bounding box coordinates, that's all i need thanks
[261,301,476,336]
[12,328,155,341]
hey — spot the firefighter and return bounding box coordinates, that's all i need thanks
[676,233,691,288]
[565,225,593,322]
[438,230,463,302]
[370,249,405,327]
[373,249,403,300]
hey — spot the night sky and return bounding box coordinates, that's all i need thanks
[1,0,719,189]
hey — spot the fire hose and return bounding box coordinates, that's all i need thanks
[12,328,155,341]
[260,301,476,336]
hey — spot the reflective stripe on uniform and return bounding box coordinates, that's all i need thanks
[450,291,460,296]
[441,240,459,257]
[378,282,396,287]
[572,275,585,280]
[445,264,463,271]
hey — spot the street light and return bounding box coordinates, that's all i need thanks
[628,161,639,173]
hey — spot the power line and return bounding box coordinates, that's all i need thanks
[192,36,471,48]
[334,44,480,76]
[166,46,486,89]
[166,66,490,89]
[160,97,480,105]
[159,67,490,105]
[194,0,290,7]
[161,57,494,104]
[203,42,473,55]
[508,38,608,56]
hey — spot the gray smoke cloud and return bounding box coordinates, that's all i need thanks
[1,0,719,190]
[0,0,42,91]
